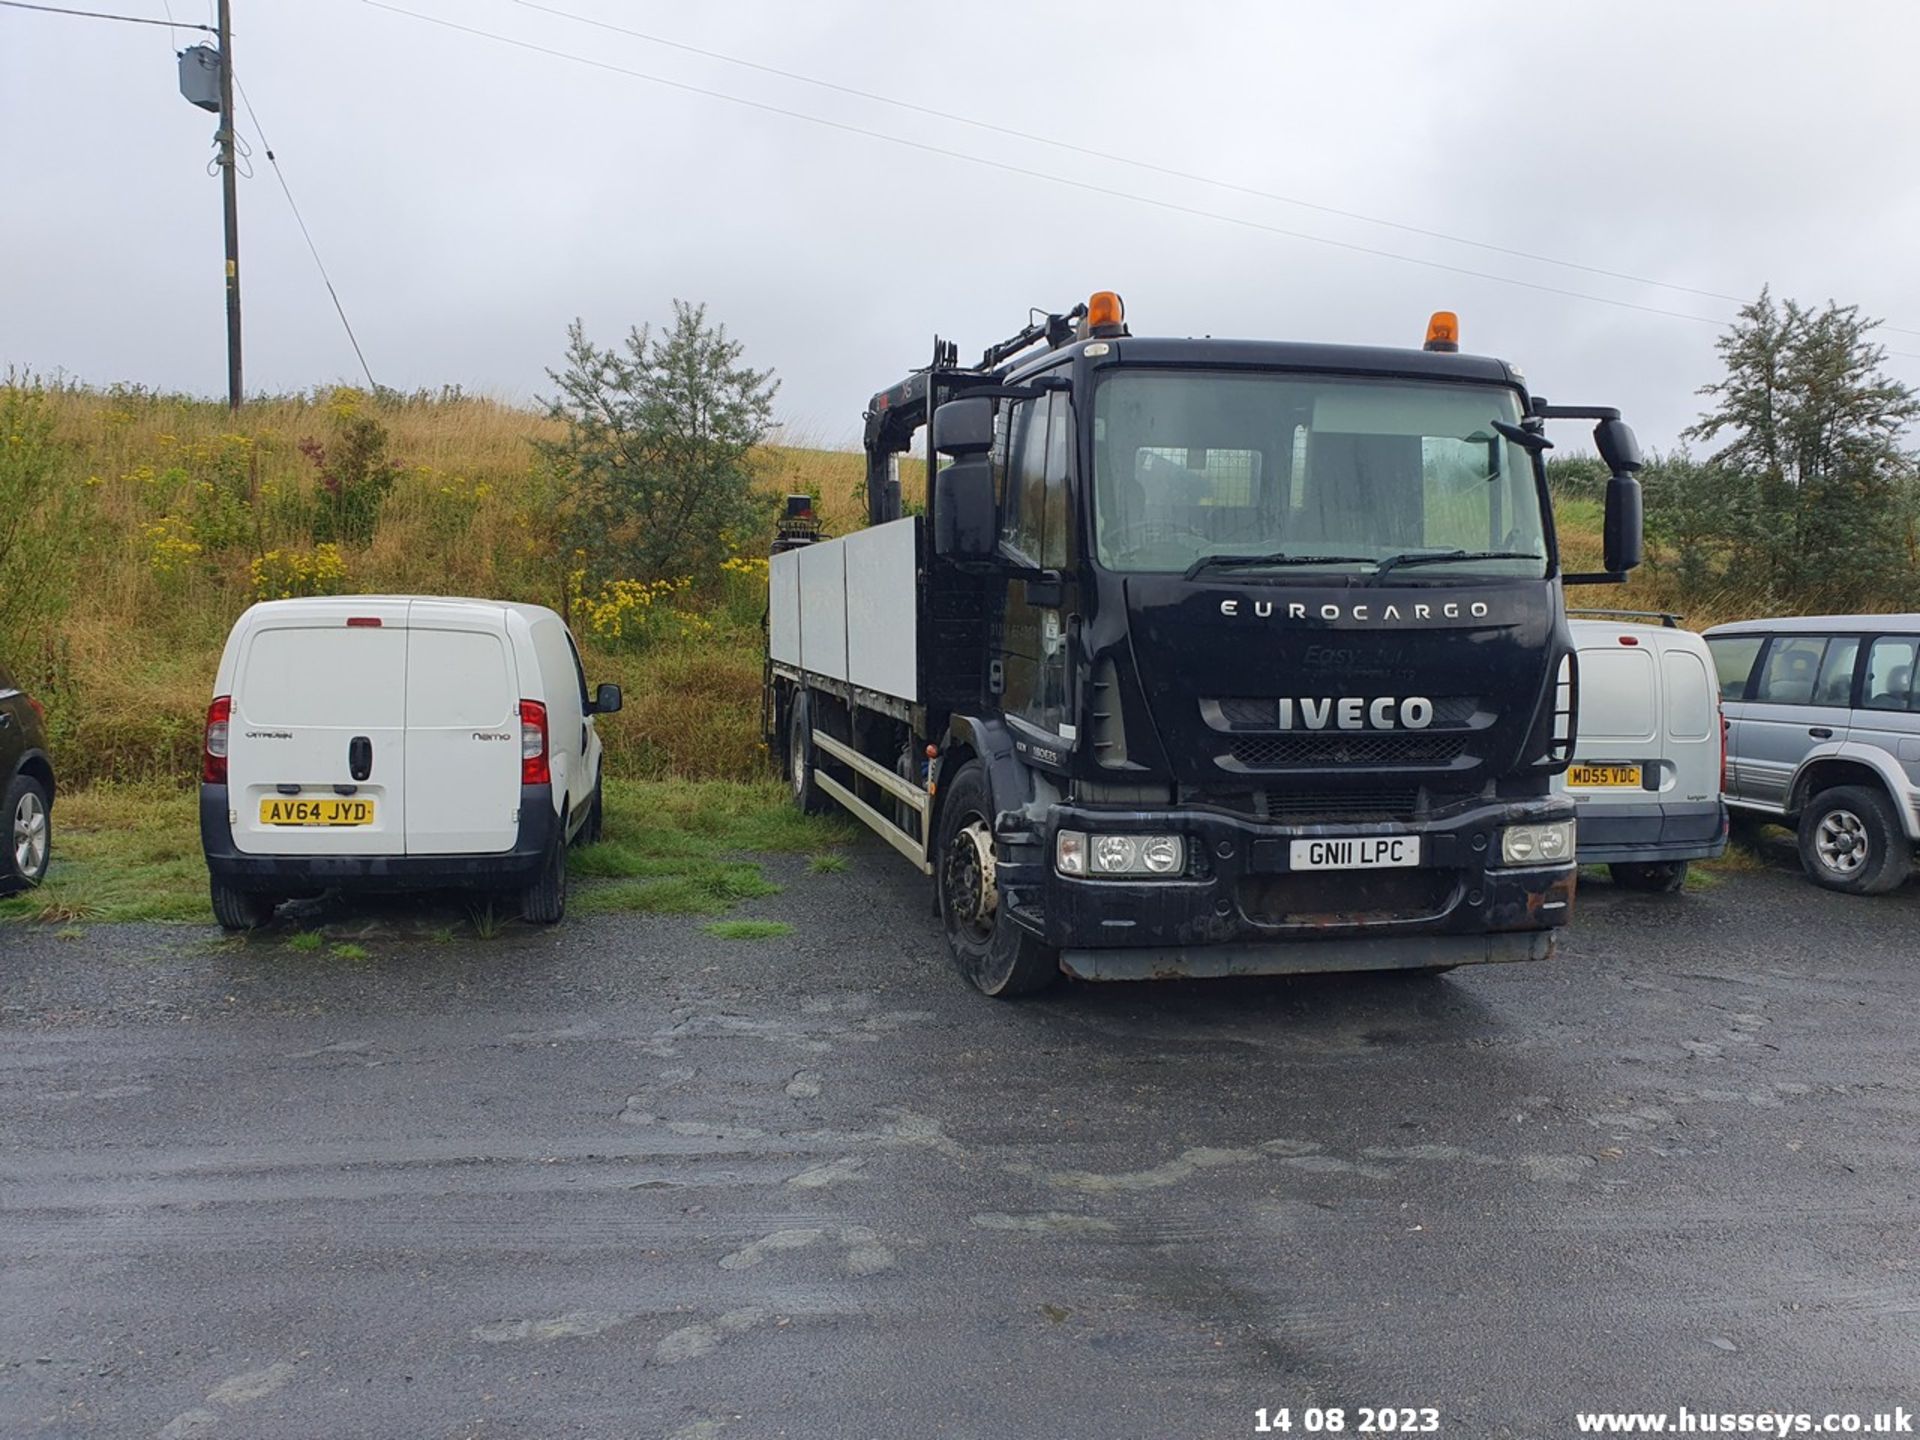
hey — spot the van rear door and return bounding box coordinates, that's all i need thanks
[1660,640,1718,801]
[403,601,522,855]
[228,601,410,856]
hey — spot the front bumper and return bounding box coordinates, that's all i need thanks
[998,797,1577,961]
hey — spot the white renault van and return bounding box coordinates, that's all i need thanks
[199,596,621,929]
[1557,615,1728,891]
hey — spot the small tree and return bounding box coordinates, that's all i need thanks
[539,302,778,589]
[1674,289,1919,608]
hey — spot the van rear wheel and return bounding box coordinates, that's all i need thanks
[210,879,276,931]
[520,834,567,923]
[1610,861,1689,893]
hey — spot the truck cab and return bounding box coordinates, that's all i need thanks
[767,294,1646,995]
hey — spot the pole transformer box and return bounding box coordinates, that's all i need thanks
[178,45,222,113]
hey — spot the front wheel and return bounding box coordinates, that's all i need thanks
[4,773,51,892]
[1610,860,1689,893]
[1797,785,1912,895]
[935,761,1059,998]
[575,776,604,846]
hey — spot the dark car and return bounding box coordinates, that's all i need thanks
[0,664,55,892]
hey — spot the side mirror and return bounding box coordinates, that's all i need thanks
[1603,474,1644,575]
[934,455,997,560]
[931,397,993,457]
[1594,417,1643,476]
[590,683,623,716]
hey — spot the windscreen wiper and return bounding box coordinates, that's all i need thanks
[1183,551,1374,581]
[1369,549,1542,583]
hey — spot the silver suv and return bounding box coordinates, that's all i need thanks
[1705,615,1920,894]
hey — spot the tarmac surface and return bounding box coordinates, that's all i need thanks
[3,844,1917,1438]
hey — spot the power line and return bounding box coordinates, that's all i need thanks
[361,5,1735,329]
[365,2,1920,363]
[0,0,212,28]
[516,0,1877,333]
[233,72,379,390]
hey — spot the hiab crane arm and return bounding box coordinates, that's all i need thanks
[860,301,1102,527]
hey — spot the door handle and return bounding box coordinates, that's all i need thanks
[348,735,373,781]
[1809,727,1833,740]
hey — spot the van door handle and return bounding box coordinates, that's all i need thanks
[1809,727,1833,740]
[348,735,373,781]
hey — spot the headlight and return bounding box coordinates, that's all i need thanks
[1056,830,1185,878]
[1500,820,1575,866]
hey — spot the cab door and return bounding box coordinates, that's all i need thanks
[998,389,1076,746]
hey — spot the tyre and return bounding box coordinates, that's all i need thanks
[1797,785,1912,896]
[520,832,568,923]
[787,691,828,816]
[576,777,605,846]
[1609,860,1689,893]
[935,760,1059,998]
[3,773,52,892]
[210,878,276,931]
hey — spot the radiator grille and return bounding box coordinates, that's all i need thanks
[1226,732,1470,769]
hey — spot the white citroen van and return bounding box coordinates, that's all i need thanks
[199,596,621,929]
[1557,615,1727,891]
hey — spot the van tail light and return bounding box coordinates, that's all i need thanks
[1719,703,1729,795]
[26,695,45,723]
[203,695,232,784]
[520,699,550,786]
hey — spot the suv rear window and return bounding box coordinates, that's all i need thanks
[1864,637,1919,712]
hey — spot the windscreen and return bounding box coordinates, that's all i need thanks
[1091,371,1549,578]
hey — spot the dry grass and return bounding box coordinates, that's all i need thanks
[10,385,886,788]
[7,383,1797,798]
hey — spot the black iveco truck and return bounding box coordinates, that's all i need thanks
[764,293,1645,996]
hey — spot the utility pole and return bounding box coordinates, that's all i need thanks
[216,0,242,411]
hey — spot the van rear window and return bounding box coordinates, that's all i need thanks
[238,627,407,728]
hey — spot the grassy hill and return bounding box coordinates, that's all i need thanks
[6,382,1718,795]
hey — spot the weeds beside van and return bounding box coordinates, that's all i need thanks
[1557,616,1727,892]
[199,596,621,929]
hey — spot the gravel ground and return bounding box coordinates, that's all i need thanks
[2,845,1916,1439]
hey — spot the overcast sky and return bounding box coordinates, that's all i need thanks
[6,0,1920,453]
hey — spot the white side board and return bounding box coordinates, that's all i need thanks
[767,518,918,702]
